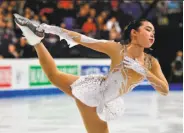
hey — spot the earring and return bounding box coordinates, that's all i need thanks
[149,48,153,51]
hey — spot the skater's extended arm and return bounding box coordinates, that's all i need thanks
[40,24,122,58]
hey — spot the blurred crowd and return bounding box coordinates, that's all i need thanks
[0,0,182,59]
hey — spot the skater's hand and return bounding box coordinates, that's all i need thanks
[123,56,147,77]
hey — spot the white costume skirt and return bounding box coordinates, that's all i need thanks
[71,74,125,121]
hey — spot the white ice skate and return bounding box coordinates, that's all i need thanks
[14,13,44,46]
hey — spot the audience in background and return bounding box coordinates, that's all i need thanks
[0,1,182,60]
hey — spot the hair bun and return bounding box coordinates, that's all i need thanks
[122,19,148,45]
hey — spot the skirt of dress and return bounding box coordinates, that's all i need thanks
[70,74,125,121]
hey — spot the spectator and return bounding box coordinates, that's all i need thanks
[7,5,13,13]
[16,38,35,58]
[31,14,41,25]
[75,4,89,29]
[0,7,3,14]
[24,7,33,16]
[109,28,120,41]
[15,1,25,15]
[7,44,19,58]
[40,14,49,24]
[111,0,119,11]
[100,11,109,22]
[0,55,3,59]
[95,16,109,40]
[95,15,105,39]
[9,1,17,10]
[0,14,6,45]
[5,21,17,44]
[5,12,13,22]
[24,13,32,19]
[89,8,96,19]
[57,0,73,9]
[106,16,121,33]
[0,1,8,11]
[99,25,109,40]
[96,15,105,30]
[82,17,96,36]
[0,36,9,57]
[169,51,183,83]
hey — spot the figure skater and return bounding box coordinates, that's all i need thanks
[14,14,169,133]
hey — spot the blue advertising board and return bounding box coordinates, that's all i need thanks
[81,65,110,75]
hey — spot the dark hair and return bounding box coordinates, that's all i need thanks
[122,19,149,44]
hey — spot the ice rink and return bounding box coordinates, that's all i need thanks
[0,91,182,133]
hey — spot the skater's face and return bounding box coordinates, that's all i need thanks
[130,21,155,48]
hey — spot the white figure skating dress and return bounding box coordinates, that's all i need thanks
[71,49,152,121]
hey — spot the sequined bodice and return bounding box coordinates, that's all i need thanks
[102,46,152,97]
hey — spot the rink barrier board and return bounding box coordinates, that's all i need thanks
[0,59,182,98]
